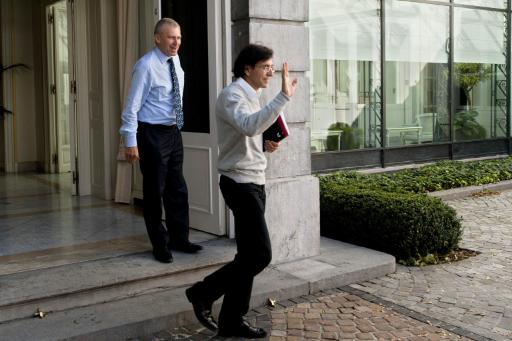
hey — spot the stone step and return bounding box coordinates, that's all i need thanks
[0,238,236,324]
[0,238,396,341]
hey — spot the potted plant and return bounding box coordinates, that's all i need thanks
[454,109,486,141]
[326,122,362,151]
[1,63,29,118]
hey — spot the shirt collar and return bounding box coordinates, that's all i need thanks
[235,77,260,101]
[154,47,178,65]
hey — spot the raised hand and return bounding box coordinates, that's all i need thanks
[281,62,298,98]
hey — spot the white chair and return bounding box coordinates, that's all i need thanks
[416,113,437,143]
[400,112,437,144]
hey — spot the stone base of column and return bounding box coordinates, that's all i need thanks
[265,175,320,264]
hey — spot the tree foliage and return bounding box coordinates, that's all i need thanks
[454,63,492,106]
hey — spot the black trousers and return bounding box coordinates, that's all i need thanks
[137,121,189,252]
[191,175,272,327]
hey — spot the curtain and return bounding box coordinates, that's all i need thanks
[114,0,139,203]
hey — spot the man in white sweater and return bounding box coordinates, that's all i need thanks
[185,44,298,338]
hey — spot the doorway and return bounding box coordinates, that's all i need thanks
[157,0,230,235]
[45,0,71,175]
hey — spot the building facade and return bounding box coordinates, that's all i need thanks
[311,0,511,170]
[2,0,511,261]
[1,0,320,264]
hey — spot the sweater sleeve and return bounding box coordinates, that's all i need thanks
[218,88,290,137]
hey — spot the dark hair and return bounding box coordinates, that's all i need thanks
[233,44,273,78]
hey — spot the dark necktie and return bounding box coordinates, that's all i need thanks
[168,58,183,129]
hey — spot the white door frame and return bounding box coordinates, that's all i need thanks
[69,0,91,195]
[221,0,233,237]
[1,0,16,173]
[45,0,71,174]
[45,3,58,174]
[180,0,232,235]
[131,0,231,235]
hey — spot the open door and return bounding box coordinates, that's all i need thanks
[160,0,229,235]
[45,0,71,174]
[133,0,228,235]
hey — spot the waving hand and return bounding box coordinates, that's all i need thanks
[281,62,298,98]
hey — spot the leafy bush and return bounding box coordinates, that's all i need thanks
[319,157,512,262]
[319,178,463,262]
[386,158,512,193]
[454,110,486,141]
[326,122,362,151]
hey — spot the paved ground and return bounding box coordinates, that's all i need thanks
[134,289,470,340]
[351,190,512,341]
[133,189,512,341]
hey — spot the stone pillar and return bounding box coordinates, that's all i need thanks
[232,0,320,264]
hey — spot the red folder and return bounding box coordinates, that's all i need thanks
[263,113,289,142]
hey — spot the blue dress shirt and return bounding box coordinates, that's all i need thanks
[119,47,185,147]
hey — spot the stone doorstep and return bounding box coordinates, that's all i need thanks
[0,238,237,324]
[0,238,395,341]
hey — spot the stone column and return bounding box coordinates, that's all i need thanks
[232,0,320,264]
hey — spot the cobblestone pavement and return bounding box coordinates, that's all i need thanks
[135,289,470,340]
[136,190,512,341]
[351,190,512,341]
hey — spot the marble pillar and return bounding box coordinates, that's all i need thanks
[231,0,320,264]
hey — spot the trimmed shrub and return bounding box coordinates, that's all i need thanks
[319,177,463,262]
[324,157,512,194]
[319,157,512,262]
[387,159,512,193]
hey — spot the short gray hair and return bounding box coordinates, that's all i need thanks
[154,18,180,35]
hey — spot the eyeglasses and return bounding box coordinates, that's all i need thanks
[258,64,274,72]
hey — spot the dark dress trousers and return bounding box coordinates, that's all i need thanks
[137,121,189,252]
[189,175,272,327]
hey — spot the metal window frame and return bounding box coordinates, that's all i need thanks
[311,0,512,171]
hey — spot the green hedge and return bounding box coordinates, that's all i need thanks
[319,173,463,263]
[322,157,512,194]
[385,158,512,193]
[319,157,512,262]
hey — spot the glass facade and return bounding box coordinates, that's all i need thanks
[455,0,506,9]
[310,0,511,168]
[454,8,507,140]
[310,0,381,152]
[385,0,450,147]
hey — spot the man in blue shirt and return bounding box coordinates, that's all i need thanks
[120,18,202,263]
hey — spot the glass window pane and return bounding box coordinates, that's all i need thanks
[454,9,507,141]
[385,0,450,147]
[455,0,506,9]
[309,0,382,152]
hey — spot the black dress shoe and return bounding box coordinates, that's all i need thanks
[217,321,267,339]
[152,250,173,263]
[185,287,218,331]
[169,241,203,253]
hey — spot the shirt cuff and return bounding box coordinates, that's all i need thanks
[125,134,137,148]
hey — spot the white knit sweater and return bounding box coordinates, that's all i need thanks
[215,78,290,185]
